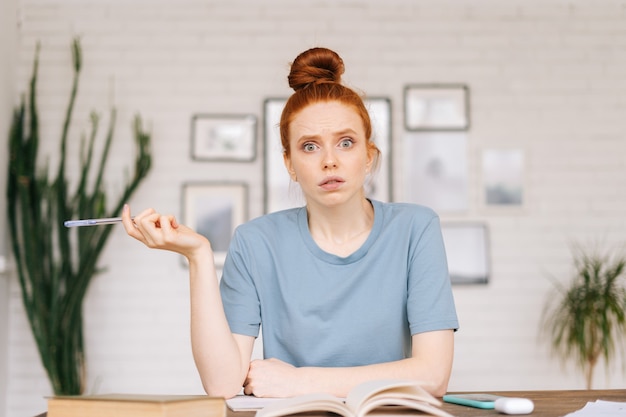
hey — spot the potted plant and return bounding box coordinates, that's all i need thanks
[541,243,626,389]
[6,38,152,395]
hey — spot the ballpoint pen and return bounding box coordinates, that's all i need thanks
[64,217,134,227]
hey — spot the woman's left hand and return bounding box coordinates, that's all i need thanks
[243,358,303,398]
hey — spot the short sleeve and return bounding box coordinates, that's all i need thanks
[407,214,459,335]
[219,228,262,338]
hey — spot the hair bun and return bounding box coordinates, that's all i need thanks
[288,47,345,91]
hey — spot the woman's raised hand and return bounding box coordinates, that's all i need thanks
[122,204,211,261]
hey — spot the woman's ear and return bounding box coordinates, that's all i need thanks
[365,145,376,174]
[283,152,297,182]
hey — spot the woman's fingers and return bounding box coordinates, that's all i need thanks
[122,204,145,242]
[121,205,207,260]
[123,204,177,248]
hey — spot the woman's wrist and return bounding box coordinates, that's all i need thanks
[185,237,213,265]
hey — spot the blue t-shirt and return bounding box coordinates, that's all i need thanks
[219,200,459,368]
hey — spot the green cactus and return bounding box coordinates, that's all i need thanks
[6,37,152,395]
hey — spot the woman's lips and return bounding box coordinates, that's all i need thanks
[319,176,345,191]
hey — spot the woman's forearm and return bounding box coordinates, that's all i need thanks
[297,357,450,398]
[122,206,252,397]
[188,249,251,398]
[279,330,454,398]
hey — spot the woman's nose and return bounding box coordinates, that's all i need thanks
[322,150,337,169]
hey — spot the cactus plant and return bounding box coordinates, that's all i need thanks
[6,37,152,395]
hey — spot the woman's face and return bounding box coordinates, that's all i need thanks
[284,101,373,209]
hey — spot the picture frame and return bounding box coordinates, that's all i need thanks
[366,97,393,203]
[191,114,257,162]
[441,222,490,285]
[263,97,393,214]
[404,84,470,131]
[403,132,468,213]
[481,148,525,208]
[263,98,297,213]
[182,182,248,266]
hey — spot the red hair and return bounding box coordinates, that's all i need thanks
[279,47,380,169]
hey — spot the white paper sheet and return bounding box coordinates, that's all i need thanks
[564,400,626,417]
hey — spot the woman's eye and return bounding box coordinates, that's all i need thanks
[303,143,317,152]
[339,138,354,148]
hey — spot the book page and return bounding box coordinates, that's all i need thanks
[226,395,283,411]
[358,398,453,417]
[345,379,438,413]
[255,393,349,417]
[344,379,453,417]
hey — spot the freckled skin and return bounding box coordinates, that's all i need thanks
[284,101,373,211]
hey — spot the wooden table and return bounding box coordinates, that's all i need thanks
[36,389,625,417]
[438,390,626,416]
[228,390,626,417]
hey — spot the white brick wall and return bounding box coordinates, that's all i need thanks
[0,0,18,416]
[4,0,626,416]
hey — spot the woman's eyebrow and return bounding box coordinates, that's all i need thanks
[297,133,321,142]
[334,128,358,137]
[297,129,359,142]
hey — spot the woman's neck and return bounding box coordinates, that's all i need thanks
[307,198,374,256]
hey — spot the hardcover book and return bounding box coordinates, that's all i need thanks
[47,393,226,417]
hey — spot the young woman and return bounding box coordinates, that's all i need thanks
[122,47,458,399]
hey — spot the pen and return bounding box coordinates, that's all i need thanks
[64,217,133,227]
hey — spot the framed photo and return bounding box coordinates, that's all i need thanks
[182,182,248,266]
[441,222,490,285]
[403,132,468,213]
[482,149,525,207]
[366,97,393,203]
[404,84,470,131]
[263,97,392,214]
[191,114,257,162]
[263,98,298,213]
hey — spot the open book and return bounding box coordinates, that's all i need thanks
[255,379,454,417]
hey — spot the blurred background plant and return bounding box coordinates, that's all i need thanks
[6,37,152,395]
[541,242,626,389]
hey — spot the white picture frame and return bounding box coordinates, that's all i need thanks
[191,114,257,162]
[403,132,469,213]
[441,222,490,285]
[482,149,525,207]
[404,84,470,131]
[182,182,248,266]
